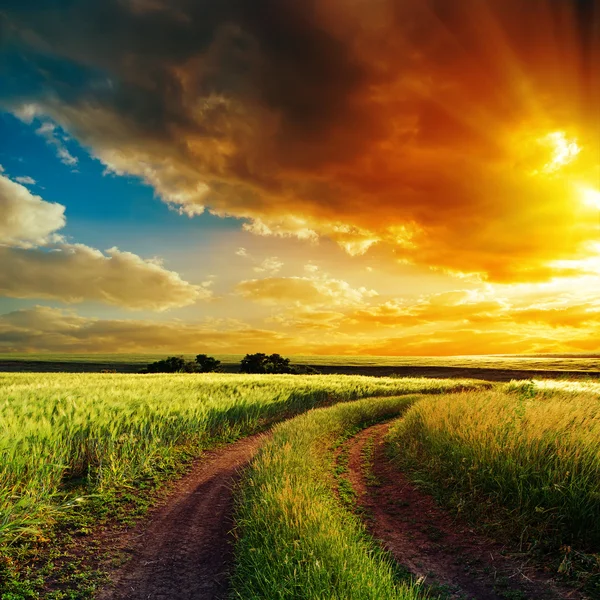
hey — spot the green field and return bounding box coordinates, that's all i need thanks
[232,395,420,599]
[0,373,473,546]
[2,373,599,599]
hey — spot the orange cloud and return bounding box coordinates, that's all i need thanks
[512,304,600,328]
[236,270,377,307]
[1,299,597,356]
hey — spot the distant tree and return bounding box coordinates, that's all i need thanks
[240,353,293,374]
[240,353,269,373]
[195,354,221,372]
[146,356,197,373]
[265,353,292,374]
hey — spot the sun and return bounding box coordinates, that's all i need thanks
[581,187,600,210]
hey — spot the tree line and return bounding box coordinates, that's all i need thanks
[143,353,319,374]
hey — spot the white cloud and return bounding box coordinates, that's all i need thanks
[0,173,207,310]
[14,176,36,185]
[0,174,66,247]
[35,121,79,167]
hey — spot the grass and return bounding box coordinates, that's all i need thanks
[386,380,600,552]
[230,395,427,599]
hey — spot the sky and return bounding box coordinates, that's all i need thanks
[0,0,598,356]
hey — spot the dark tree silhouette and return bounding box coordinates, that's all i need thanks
[195,354,221,372]
[240,353,292,374]
[146,356,197,373]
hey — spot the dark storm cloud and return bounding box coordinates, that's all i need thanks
[1,0,369,150]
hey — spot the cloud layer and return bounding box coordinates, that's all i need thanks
[0,306,292,353]
[0,1,599,357]
[1,300,597,355]
[2,0,598,281]
[236,267,377,307]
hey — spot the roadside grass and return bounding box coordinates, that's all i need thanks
[230,395,429,600]
[361,432,381,488]
[386,380,600,592]
[0,373,480,598]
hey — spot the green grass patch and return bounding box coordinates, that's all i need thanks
[230,395,429,599]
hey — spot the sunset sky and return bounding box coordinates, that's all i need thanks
[0,0,599,355]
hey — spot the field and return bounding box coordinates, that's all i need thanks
[1,352,600,372]
[1,372,599,599]
[1,353,599,382]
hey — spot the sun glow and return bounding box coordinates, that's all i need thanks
[581,187,600,210]
[542,132,581,173]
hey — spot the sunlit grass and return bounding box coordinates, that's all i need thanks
[231,395,426,600]
[387,381,600,549]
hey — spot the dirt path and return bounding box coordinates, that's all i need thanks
[345,423,585,600]
[95,433,265,600]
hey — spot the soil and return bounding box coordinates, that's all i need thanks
[95,433,265,600]
[345,424,586,600]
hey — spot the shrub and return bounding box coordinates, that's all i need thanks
[146,356,197,373]
[195,354,221,373]
[240,353,293,374]
[289,365,321,375]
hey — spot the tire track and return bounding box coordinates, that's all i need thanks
[95,433,266,600]
[344,423,584,600]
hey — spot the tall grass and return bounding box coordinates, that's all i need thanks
[231,395,425,600]
[0,372,476,546]
[387,383,600,548]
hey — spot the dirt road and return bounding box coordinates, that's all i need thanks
[344,424,584,600]
[96,434,265,600]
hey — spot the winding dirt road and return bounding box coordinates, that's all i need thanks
[93,417,586,600]
[95,433,265,600]
[345,423,585,600]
